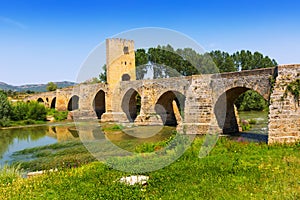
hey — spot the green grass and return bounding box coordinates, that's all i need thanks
[0,165,23,186]
[1,137,299,199]
[12,140,95,171]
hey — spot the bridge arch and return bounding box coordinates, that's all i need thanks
[68,95,79,111]
[214,86,268,134]
[50,97,56,109]
[155,90,185,126]
[93,90,106,119]
[121,88,141,122]
[37,97,44,103]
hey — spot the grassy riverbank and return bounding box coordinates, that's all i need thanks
[0,137,299,199]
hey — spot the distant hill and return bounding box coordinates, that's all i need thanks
[0,81,76,92]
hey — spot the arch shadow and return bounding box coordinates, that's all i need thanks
[51,97,56,109]
[214,87,268,134]
[93,90,106,119]
[121,88,141,122]
[68,95,79,111]
[155,91,185,126]
[37,98,44,103]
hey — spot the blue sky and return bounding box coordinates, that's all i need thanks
[0,0,299,85]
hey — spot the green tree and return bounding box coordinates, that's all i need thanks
[0,91,12,119]
[148,46,198,77]
[210,50,236,72]
[135,49,148,80]
[46,82,57,91]
[235,90,268,111]
[135,49,148,66]
[99,64,107,83]
[26,90,35,94]
[232,50,277,70]
[26,101,47,121]
[11,101,28,121]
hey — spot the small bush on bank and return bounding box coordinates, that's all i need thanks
[248,118,257,124]
[241,119,251,131]
[27,101,47,121]
[47,109,68,121]
[11,101,29,121]
[0,117,11,127]
[10,101,47,121]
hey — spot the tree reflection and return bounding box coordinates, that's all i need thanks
[0,126,48,159]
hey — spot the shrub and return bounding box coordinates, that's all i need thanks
[0,117,11,127]
[240,119,251,131]
[11,101,47,121]
[23,119,36,125]
[11,101,28,121]
[47,109,68,121]
[26,101,47,121]
[248,118,257,125]
[0,91,12,119]
[0,165,22,185]
[103,124,124,131]
[54,111,68,121]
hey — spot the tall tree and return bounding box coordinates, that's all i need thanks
[209,50,236,72]
[135,49,148,66]
[46,82,57,91]
[232,50,277,70]
[0,91,12,119]
[99,64,107,83]
[135,49,149,80]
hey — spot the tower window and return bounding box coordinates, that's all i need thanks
[122,74,131,81]
[123,46,129,54]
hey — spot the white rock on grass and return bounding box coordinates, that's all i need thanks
[27,168,58,178]
[119,175,149,186]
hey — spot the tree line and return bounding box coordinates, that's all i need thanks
[97,45,277,111]
[134,45,276,111]
[135,45,277,75]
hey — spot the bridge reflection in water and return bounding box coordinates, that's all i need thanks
[47,123,174,143]
[0,123,177,165]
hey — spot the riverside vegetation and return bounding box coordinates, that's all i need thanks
[0,90,68,127]
[0,131,299,199]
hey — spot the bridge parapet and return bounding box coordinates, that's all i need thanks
[212,67,275,78]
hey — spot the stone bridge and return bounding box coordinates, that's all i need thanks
[24,38,300,144]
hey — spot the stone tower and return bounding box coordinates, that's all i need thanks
[101,38,136,122]
[106,38,136,90]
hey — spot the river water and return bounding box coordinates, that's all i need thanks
[0,123,74,166]
[0,111,268,166]
[237,111,269,142]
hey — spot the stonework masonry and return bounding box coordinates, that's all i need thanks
[24,39,300,144]
[268,65,300,143]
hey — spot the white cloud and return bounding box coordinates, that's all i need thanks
[0,16,27,29]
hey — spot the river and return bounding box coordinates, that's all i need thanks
[0,111,268,166]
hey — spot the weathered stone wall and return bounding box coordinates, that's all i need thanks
[268,65,300,144]
[183,74,214,134]
[117,77,191,125]
[22,37,300,144]
[24,91,56,108]
[56,87,76,111]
